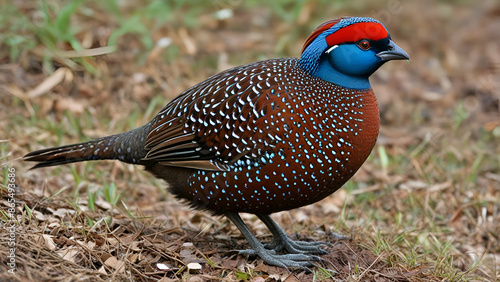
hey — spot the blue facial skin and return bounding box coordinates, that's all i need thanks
[315,38,390,90]
[299,18,409,91]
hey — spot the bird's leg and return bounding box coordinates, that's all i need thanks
[257,214,348,255]
[225,212,320,270]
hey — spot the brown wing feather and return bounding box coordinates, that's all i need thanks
[143,59,290,171]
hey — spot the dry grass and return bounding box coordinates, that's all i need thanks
[1,0,499,281]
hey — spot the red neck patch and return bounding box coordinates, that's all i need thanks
[326,22,388,46]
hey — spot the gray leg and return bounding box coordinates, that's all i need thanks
[225,212,320,270]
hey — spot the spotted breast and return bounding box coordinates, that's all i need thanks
[143,58,379,215]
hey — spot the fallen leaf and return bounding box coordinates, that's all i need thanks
[128,253,140,264]
[33,210,47,221]
[157,263,169,270]
[98,266,107,274]
[57,247,79,263]
[187,262,202,272]
[42,234,56,251]
[26,67,69,98]
[182,242,194,248]
[104,256,125,273]
[52,208,75,218]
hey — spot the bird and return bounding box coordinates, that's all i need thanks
[24,16,409,269]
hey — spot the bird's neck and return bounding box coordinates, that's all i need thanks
[314,59,371,90]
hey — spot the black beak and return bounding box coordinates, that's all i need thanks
[376,40,410,61]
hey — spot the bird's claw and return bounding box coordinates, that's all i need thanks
[264,239,332,255]
[238,247,320,271]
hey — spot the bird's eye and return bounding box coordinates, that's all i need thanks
[358,40,371,50]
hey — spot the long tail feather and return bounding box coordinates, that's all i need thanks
[24,125,151,169]
[24,139,117,169]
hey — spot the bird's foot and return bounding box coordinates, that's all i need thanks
[254,214,349,256]
[262,231,349,255]
[239,246,321,271]
[264,237,332,255]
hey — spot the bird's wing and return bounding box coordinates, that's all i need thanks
[143,59,291,171]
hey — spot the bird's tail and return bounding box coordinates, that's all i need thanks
[24,125,150,169]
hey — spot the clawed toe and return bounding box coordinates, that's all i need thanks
[239,248,276,256]
[238,247,320,270]
[226,212,344,271]
[264,238,332,255]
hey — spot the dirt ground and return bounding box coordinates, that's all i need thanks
[1,0,499,281]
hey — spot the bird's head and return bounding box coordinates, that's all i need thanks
[299,17,409,90]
